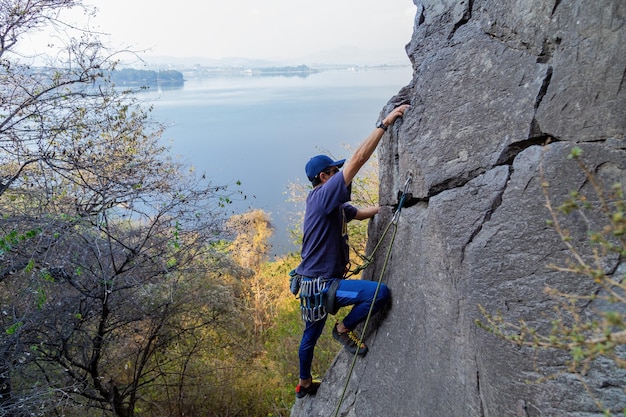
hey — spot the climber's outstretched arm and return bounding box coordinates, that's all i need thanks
[342,104,409,186]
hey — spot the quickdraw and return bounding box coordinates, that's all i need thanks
[298,277,330,322]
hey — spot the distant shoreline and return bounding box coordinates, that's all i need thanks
[111,64,411,87]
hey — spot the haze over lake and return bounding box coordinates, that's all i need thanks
[143,66,412,256]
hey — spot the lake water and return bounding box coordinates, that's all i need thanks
[143,66,412,256]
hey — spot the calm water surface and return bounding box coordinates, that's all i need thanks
[144,67,412,255]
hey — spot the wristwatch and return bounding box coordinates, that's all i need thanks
[376,121,388,131]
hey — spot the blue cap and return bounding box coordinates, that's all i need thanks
[305,155,346,182]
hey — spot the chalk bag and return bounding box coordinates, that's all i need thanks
[289,269,301,296]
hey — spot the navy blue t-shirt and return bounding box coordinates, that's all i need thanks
[296,172,357,278]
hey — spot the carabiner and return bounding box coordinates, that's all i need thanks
[402,172,413,195]
[392,171,413,224]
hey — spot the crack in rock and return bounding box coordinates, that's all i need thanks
[496,135,556,166]
[534,66,553,109]
[551,0,562,16]
[448,0,474,40]
[461,166,511,264]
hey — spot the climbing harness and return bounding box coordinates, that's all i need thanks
[290,269,337,322]
[332,172,413,417]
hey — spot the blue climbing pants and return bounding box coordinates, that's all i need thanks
[298,278,390,380]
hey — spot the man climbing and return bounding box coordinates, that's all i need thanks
[294,103,410,399]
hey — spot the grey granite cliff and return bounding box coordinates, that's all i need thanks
[291,1,625,416]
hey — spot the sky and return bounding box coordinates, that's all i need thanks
[21,0,416,64]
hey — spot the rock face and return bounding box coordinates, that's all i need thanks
[291,1,625,416]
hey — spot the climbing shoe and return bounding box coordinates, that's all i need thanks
[332,324,368,356]
[295,380,321,399]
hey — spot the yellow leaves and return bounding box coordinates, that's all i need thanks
[227,209,273,271]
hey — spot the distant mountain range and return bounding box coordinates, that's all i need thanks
[137,46,410,69]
